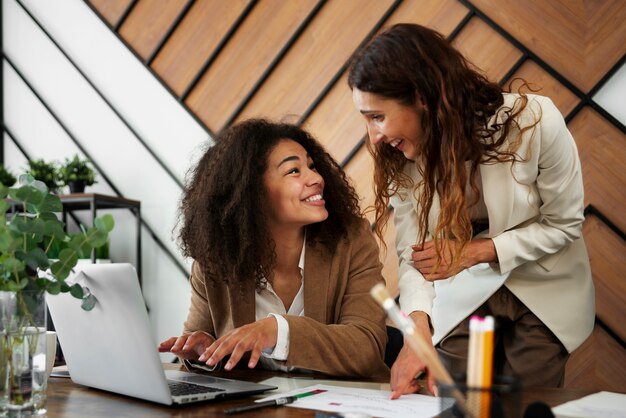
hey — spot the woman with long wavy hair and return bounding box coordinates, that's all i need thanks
[159,119,388,379]
[348,23,593,396]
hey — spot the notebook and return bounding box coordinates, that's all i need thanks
[47,263,276,405]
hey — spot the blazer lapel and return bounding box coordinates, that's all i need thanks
[228,282,255,329]
[480,162,514,236]
[303,239,330,324]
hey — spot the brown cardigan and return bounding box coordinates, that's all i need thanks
[183,219,390,379]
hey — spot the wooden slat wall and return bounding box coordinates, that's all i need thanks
[88,0,626,391]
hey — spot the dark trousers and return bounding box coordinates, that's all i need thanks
[436,286,569,388]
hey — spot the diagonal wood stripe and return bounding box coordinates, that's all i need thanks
[565,325,626,391]
[508,59,580,117]
[469,0,626,92]
[568,107,626,233]
[452,17,523,83]
[583,215,626,343]
[87,0,132,28]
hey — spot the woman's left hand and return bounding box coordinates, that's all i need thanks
[412,238,497,281]
[198,317,278,370]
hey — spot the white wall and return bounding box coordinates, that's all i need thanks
[593,63,626,127]
[3,0,212,360]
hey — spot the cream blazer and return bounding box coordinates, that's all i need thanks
[391,94,594,353]
[183,219,389,379]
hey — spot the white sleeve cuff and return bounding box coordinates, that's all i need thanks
[397,268,435,317]
[262,313,289,361]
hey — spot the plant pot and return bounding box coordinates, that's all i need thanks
[0,290,50,417]
[67,181,86,194]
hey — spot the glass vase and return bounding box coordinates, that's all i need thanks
[0,291,49,417]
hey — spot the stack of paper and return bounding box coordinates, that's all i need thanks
[552,391,626,418]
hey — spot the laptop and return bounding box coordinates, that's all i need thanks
[47,263,276,405]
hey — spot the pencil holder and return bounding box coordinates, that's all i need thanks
[438,375,521,418]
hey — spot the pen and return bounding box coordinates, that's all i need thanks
[224,396,297,414]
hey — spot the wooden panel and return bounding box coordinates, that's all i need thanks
[452,17,523,83]
[302,73,364,164]
[304,0,469,165]
[565,324,626,391]
[118,0,188,61]
[234,0,394,123]
[508,60,580,117]
[568,107,626,232]
[186,0,318,132]
[583,215,626,342]
[344,146,376,224]
[151,0,250,96]
[470,0,626,92]
[88,0,132,28]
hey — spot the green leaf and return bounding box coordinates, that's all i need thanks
[47,280,62,295]
[11,185,46,209]
[68,234,92,258]
[81,292,97,311]
[69,283,84,299]
[6,277,28,291]
[0,183,8,198]
[94,214,115,232]
[50,248,79,280]
[0,199,9,214]
[17,173,35,186]
[25,247,50,270]
[1,256,26,275]
[10,215,46,242]
[37,193,63,213]
[43,218,66,240]
[0,229,21,253]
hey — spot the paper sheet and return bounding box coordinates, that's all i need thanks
[256,383,441,418]
[552,391,626,418]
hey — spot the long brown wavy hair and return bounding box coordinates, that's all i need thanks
[348,23,539,272]
[178,119,362,290]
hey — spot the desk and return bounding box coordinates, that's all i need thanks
[44,367,593,418]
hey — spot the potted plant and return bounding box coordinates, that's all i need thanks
[0,164,16,187]
[25,159,60,194]
[58,155,96,194]
[0,174,114,415]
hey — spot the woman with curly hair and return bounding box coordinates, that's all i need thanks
[159,119,389,378]
[348,23,593,395]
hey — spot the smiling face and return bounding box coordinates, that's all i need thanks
[263,139,328,232]
[352,88,424,161]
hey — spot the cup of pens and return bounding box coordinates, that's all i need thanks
[438,315,521,418]
[438,374,521,418]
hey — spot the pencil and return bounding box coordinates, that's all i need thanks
[467,316,483,417]
[480,316,494,418]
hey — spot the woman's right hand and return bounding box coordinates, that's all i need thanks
[390,312,438,399]
[158,331,215,361]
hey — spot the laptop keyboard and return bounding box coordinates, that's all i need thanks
[167,380,225,396]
